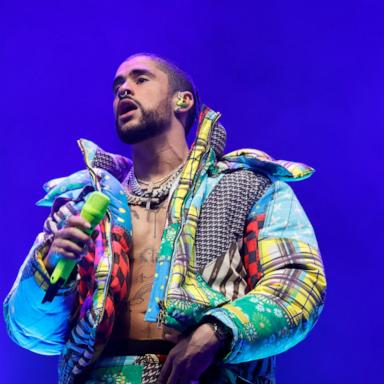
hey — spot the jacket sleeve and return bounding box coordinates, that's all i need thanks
[3,199,83,356]
[202,180,327,364]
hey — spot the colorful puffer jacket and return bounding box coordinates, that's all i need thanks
[4,107,326,384]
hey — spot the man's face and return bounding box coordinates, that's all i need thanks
[112,56,173,144]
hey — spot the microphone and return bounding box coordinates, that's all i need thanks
[42,191,110,303]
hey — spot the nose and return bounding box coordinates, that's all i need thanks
[118,86,133,100]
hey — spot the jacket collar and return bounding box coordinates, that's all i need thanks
[75,106,224,183]
[38,105,314,206]
[76,105,314,184]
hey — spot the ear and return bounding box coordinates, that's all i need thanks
[173,91,194,114]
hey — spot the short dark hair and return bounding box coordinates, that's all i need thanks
[125,53,199,134]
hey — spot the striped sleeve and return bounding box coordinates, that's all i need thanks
[203,180,326,364]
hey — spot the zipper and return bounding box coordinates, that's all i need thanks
[157,300,166,328]
[155,223,181,327]
[155,168,206,326]
[77,139,114,326]
[97,209,114,324]
[152,110,222,326]
[154,218,186,326]
[153,178,184,326]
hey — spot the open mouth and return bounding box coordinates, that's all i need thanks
[118,99,138,118]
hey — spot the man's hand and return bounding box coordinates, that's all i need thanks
[158,323,226,384]
[45,215,97,273]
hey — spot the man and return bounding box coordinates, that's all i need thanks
[4,53,326,384]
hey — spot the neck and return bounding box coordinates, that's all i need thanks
[131,126,189,183]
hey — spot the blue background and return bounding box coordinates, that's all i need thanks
[1,1,383,383]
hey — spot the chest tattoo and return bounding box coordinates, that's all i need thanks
[138,247,156,263]
[128,282,153,307]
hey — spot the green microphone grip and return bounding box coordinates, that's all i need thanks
[49,191,110,285]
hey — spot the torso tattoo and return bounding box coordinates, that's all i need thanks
[109,201,169,342]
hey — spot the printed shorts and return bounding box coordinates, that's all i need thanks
[82,354,167,384]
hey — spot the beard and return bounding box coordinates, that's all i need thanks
[116,98,172,145]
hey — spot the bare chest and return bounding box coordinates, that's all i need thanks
[111,202,169,340]
[130,204,168,263]
[128,203,169,310]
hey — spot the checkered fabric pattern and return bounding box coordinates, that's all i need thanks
[91,147,132,185]
[92,149,119,177]
[210,122,227,158]
[196,170,271,271]
[108,228,131,303]
[242,213,266,288]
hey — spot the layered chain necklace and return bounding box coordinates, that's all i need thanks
[125,163,184,210]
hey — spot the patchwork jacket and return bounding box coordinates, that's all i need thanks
[4,107,326,384]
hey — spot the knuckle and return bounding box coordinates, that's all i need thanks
[68,228,84,241]
[65,217,76,227]
[67,226,77,235]
[68,214,80,222]
[60,227,72,238]
[61,240,72,251]
[53,237,63,246]
[54,229,65,238]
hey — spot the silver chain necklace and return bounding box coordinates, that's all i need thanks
[125,164,184,209]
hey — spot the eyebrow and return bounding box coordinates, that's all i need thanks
[112,68,156,92]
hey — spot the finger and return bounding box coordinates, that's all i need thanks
[54,238,85,255]
[163,326,183,344]
[66,215,91,231]
[52,247,77,261]
[158,355,173,384]
[59,227,91,244]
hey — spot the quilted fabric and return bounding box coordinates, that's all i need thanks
[3,105,325,384]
